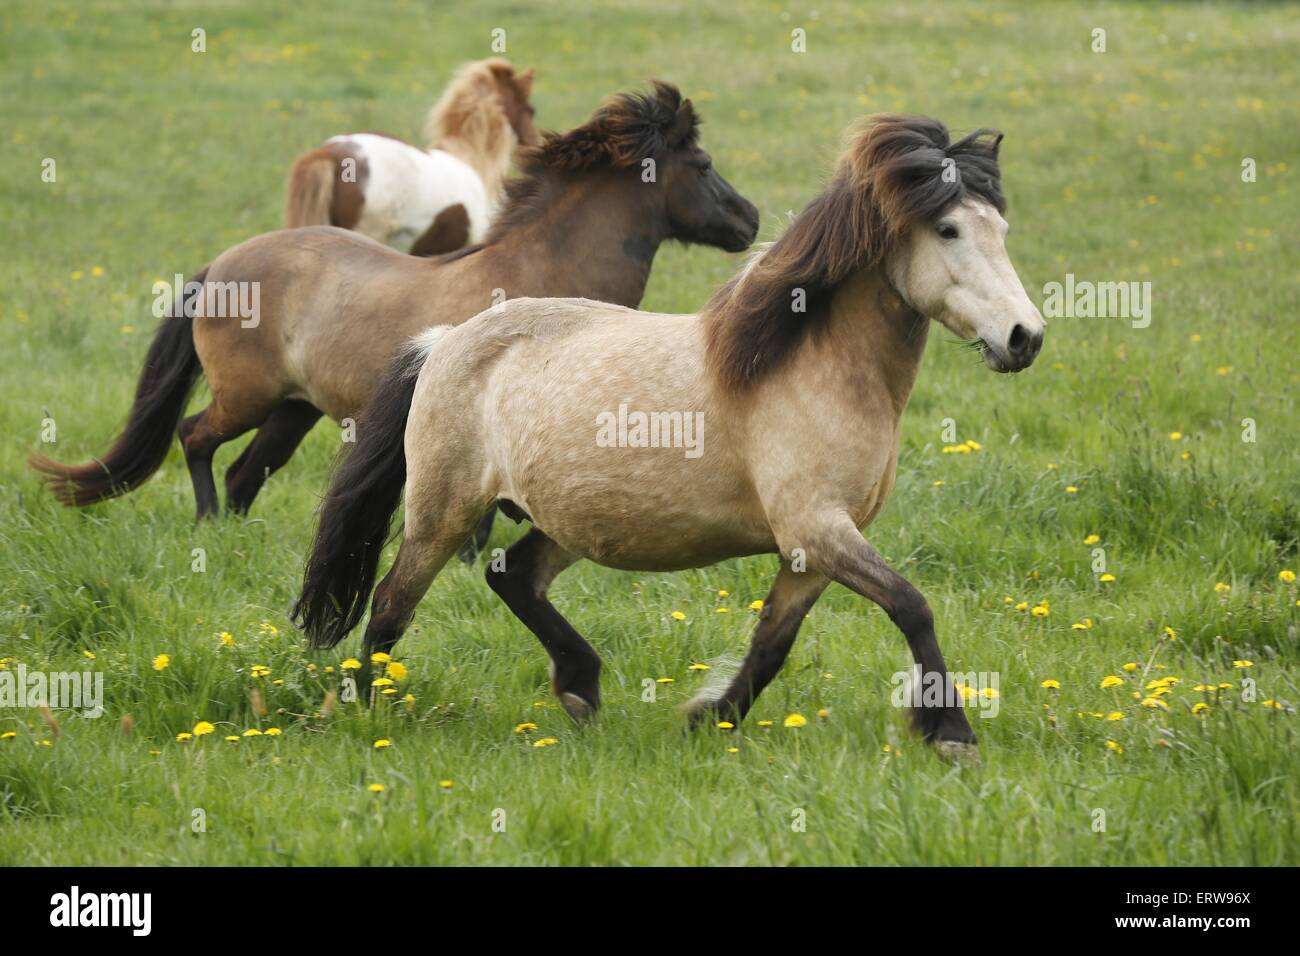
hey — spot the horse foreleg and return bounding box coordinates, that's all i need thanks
[485,528,599,721]
[809,517,978,761]
[682,559,828,729]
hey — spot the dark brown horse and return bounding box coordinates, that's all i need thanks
[31,84,760,541]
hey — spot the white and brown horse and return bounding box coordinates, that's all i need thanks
[31,85,759,528]
[293,114,1046,761]
[284,58,538,256]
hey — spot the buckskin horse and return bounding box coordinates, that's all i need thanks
[292,113,1045,762]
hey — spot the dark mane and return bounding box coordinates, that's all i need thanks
[481,82,699,243]
[703,114,1004,391]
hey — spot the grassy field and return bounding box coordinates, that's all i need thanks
[1,0,1297,866]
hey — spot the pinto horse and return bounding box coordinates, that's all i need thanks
[284,58,538,256]
[293,114,1046,761]
[31,84,759,529]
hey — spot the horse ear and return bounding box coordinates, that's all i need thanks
[992,132,1004,156]
[517,67,535,96]
[670,98,695,143]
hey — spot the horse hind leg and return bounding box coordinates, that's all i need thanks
[485,528,600,721]
[177,402,264,520]
[224,400,323,514]
[360,504,482,665]
[456,504,498,563]
[682,559,829,729]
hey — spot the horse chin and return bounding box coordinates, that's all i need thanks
[982,347,1011,373]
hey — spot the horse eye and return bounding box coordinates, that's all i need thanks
[697,160,712,176]
[937,223,959,240]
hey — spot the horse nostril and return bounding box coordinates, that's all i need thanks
[1008,323,1031,357]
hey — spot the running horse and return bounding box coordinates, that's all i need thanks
[284,58,538,256]
[292,113,1046,761]
[31,84,759,530]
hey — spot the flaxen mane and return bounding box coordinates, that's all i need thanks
[480,82,699,243]
[703,114,1005,391]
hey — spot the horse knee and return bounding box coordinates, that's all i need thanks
[889,582,934,635]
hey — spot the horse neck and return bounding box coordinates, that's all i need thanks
[432,121,514,200]
[817,266,930,419]
[488,171,663,308]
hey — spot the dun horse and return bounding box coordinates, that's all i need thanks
[293,114,1046,761]
[284,58,538,256]
[31,84,759,535]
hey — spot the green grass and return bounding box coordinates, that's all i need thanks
[1,0,1297,865]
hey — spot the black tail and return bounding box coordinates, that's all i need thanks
[292,343,426,649]
[30,269,209,505]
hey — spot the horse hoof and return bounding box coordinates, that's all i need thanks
[559,692,597,722]
[935,740,981,766]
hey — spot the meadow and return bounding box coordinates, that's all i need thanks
[1,0,1296,865]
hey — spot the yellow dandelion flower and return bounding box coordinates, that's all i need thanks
[932,480,945,487]
[1100,675,1124,689]
[1040,679,1061,689]
[514,722,538,733]
[242,728,263,737]
[1140,697,1168,709]
[1098,573,1116,583]
[688,663,710,671]
[1031,605,1049,618]
[264,727,282,736]
[439,780,453,789]
[258,622,280,636]
[1163,626,1177,641]
[373,739,391,749]
[90,266,105,277]
[1261,700,1283,709]
[1107,711,1125,721]
[192,721,215,737]
[817,708,830,719]
[249,665,271,679]
[533,737,559,748]
[980,687,999,700]
[1014,601,1029,612]
[1213,582,1231,594]
[403,693,415,706]
[1192,702,1209,715]
[341,658,361,670]
[749,600,764,610]
[386,661,408,681]
[1065,486,1078,494]
[656,677,674,684]
[1071,618,1094,630]
[371,677,394,687]
[220,631,235,647]
[368,783,386,793]
[224,735,240,742]
[1232,660,1253,668]
[1169,431,1182,441]
[1105,739,1124,754]
[718,589,729,598]
[783,713,807,728]
[1122,662,1138,673]
[756,720,773,727]
[369,652,392,664]
[1280,570,1297,583]
[1083,534,1101,545]
[670,611,686,621]
[716,607,730,614]
[82,650,96,660]
[152,653,171,671]
[175,732,193,742]
[717,721,734,729]
[726,746,739,754]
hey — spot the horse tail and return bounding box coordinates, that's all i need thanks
[292,334,436,649]
[283,148,336,228]
[29,269,208,505]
